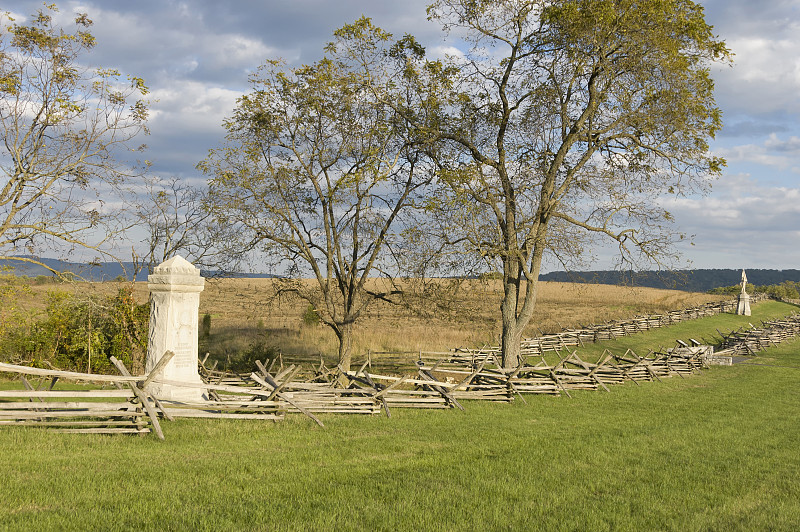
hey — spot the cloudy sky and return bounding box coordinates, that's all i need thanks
[6,0,800,271]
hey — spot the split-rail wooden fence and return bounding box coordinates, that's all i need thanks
[713,314,800,357]
[0,354,173,439]
[2,297,797,438]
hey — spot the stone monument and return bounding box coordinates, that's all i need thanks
[736,268,751,316]
[146,255,206,401]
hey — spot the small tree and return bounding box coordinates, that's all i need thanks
[0,5,149,271]
[399,0,730,367]
[200,19,432,370]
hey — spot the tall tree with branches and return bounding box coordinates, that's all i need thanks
[396,0,731,367]
[0,5,149,271]
[200,18,433,370]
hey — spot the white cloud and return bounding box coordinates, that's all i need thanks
[3,9,28,22]
[660,172,800,267]
[707,0,800,117]
[764,135,800,153]
[140,81,245,173]
[42,1,283,86]
[205,34,277,71]
[149,81,242,127]
[714,134,800,173]
[729,36,800,85]
[428,45,465,60]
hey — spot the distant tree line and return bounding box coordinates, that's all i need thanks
[539,269,800,293]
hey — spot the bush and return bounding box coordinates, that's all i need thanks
[302,304,320,327]
[229,338,279,373]
[707,285,740,296]
[0,285,149,373]
[709,281,800,300]
[202,313,212,337]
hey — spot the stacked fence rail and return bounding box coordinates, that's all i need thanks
[3,297,798,436]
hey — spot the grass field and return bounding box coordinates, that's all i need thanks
[16,277,728,360]
[1,302,798,531]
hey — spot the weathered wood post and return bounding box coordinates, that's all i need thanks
[146,255,206,401]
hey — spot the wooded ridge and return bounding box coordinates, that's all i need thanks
[8,259,799,294]
[539,269,800,292]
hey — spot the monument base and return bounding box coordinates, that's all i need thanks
[736,292,751,316]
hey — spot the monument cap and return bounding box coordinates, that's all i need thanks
[148,255,205,291]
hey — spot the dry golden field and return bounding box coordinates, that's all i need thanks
[18,277,728,359]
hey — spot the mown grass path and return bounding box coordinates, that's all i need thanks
[1,303,799,531]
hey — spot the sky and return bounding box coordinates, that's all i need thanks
[5,0,800,272]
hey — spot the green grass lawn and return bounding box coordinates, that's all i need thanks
[1,304,799,531]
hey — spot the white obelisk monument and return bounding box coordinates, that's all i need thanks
[146,256,206,401]
[736,269,751,316]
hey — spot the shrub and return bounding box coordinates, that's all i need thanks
[707,285,740,296]
[202,313,212,337]
[230,338,279,373]
[0,285,149,373]
[302,304,320,327]
[710,281,800,300]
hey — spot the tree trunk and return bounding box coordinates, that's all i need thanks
[500,255,523,369]
[336,322,354,372]
[498,216,547,368]
[500,313,524,369]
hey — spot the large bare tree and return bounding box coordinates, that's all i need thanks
[397,0,731,367]
[200,19,432,370]
[0,5,149,271]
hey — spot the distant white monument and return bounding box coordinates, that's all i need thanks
[145,256,206,401]
[736,268,751,316]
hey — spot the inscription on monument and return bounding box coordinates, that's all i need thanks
[173,308,195,369]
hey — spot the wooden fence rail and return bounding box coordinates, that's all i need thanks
[3,300,796,437]
[714,314,800,357]
[0,355,171,439]
[489,296,767,358]
[186,340,719,417]
[183,297,794,419]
